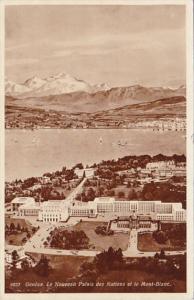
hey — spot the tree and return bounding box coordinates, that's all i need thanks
[10,223,15,231]
[94,247,123,273]
[128,189,137,200]
[106,190,115,197]
[11,250,19,269]
[61,166,67,174]
[80,261,95,274]
[118,191,125,198]
[43,241,48,247]
[32,227,37,234]
[61,192,65,199]
[16,223,21,232]
[12,250,19,261]
[22,237,27,243]
[27,232,31,239]
[153,230,168,244]
[159,249,166,259]
[49,229,90,250]
[86,187,96,202]
[21,259,30,271]
[74,163,84,169]
[34,255,51,277]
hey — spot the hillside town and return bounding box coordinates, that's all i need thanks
[5,104,186,130]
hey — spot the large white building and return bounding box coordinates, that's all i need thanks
[91,198,186,222]
[10,196,186,223]
[38,200,69,223]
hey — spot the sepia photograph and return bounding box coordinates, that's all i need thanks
[2,0,193,298]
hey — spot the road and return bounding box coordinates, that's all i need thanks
[68,177,87,203]
[24,218,80,252]
[21,227,185,258]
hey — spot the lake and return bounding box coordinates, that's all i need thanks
[5,129,186,181]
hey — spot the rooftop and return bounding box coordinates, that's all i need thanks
[94,197,115,203]
[18,203,40,210]
[11,197,35,204]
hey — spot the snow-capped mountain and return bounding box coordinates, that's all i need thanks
[5,73,110,98]
[24,76,47,90]
[27,73,95,96]
[5,78,31,97]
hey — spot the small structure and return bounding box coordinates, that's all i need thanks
[11,197,35,213]
[74,168,95,179]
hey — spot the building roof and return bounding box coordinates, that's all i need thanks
[41,200,63,207]
[11,197,35,204]
[18,203,40,210]
[94,197,115,203]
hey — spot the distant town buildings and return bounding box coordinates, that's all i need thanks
[128,117,186,132]
[115,160,186,184]
[145,160,186,179]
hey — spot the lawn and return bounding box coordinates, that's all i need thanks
[5,217,33,229]
[63,221,129,251]
[5,232,28,246]
[138,232,186,252]
[5,217,34,246]
[54,183,77,198]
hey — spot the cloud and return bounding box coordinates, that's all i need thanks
[6,58,39,67]
[5,43,31,52]
[46,28,185,59]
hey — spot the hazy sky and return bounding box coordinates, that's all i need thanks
[5,5,186,87]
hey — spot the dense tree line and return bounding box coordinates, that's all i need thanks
[153,223,186,246]
[142,182,186,207]
[49,229,90,250]
[92,154,186,173]
[78,247,186,283]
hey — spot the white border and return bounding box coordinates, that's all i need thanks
[0,0,193,300]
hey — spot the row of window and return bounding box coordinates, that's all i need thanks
[43,218,59,222]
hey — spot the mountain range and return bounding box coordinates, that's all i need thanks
[5,73,186,113]
[5,73,110,98]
